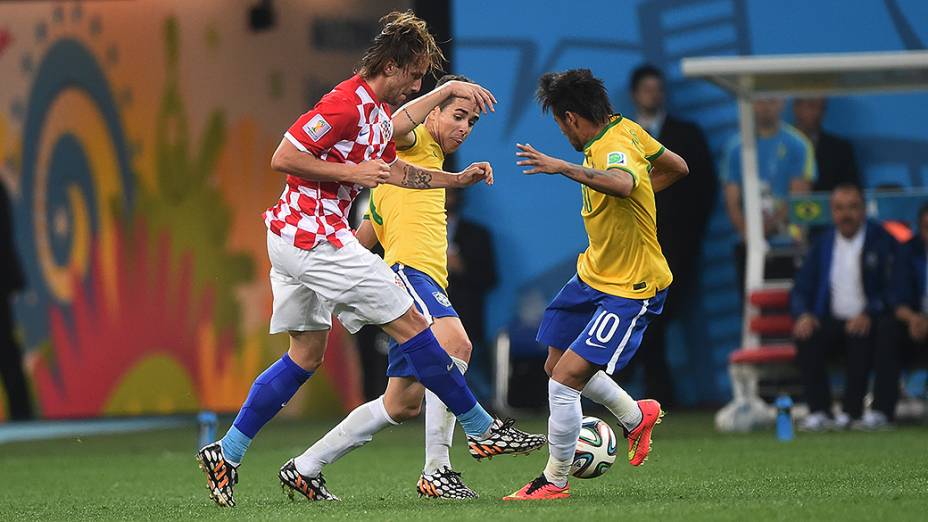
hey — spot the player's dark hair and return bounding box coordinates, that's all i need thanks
[357,11,445,79]
[629,64,664,92]
[536,69,613,125]
[436,74,472,87]
[436,74,473,109]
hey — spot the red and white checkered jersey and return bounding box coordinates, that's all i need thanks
[265,75,397,250]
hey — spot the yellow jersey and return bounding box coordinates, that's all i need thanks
[367,124,450,289]
[577,114,673,299]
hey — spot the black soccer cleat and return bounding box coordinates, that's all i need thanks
[416,466,478,499]
[467,418,547,460]
[196,442,239,507]
[279,459,340,502]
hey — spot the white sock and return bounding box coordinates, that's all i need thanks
[293,395,398,477]
[423,356,467,474]
[543,379,582,488]
[581,371,642,431]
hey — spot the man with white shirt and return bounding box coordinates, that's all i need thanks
[790,184,897,431]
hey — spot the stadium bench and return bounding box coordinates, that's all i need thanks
[716,287,797,431]
[729,344,797,365]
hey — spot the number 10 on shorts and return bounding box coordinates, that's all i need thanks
[585,311,620,348]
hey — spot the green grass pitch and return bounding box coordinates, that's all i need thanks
[1,412,925,521]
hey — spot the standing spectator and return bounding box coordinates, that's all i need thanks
[445,188,497,391]
[0,181,33,420]
[792,97,862,191]
[877,203,928,424]
[790,184,896,431]
[620,64,717,405]
[721,98,817,292]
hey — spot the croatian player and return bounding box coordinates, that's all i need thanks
[196,12,545,507]
[504,69,689,500]
[351,74,487,499]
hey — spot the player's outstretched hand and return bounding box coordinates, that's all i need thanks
[446,80,497,114]
[354,159,392,188]
[457,162,494,187]
[516,143,566,175]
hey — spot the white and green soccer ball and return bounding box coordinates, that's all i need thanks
[571,416,618,479]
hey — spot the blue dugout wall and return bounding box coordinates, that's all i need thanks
[451,0,928,404]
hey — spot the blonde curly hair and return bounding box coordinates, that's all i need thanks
[357,10,445,79]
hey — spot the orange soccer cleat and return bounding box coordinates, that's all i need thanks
[503,475,570,501]
[626,399,665,466]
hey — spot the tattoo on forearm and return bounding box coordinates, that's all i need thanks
[402,165,433,188]
[578,167,599,179]
[566,164,599,180]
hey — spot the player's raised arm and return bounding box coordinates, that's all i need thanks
[516,143,635,198]
[649,147,689,192]
[393,80,496,140]
[384,157,494,189]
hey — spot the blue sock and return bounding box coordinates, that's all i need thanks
[458,403,495,438]
[400,329,493,436]
[220,353,313,464]
[219,426,251,465]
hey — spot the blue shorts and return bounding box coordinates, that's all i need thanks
[386,264,458,378]
[536,274,667,375]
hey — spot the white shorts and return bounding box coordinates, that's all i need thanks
[266,230,414,334]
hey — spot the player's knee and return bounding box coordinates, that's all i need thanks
[543,356,559,377]
[446,337,472,362]
[287,331,327,371]
[407,309,430,332]
[386,399,422,421]
[287,345,324,372]
[544,348,564,377]
[389,307,431,342]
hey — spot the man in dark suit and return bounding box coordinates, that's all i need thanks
[793,97,862,190]
[878,203,928,424]
[445,188,497,376]
[0,181,33,420]
[791,185,896,431]
[619,64,718,405]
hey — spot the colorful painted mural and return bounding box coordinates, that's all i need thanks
[0,0,406,419]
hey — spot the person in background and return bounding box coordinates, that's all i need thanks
[878,203,928,425]
[622,64,717,406]
[720,98,816,293]
[445,187,497,380]
[790,184,896,431]
[792,97,862,191]
[0,181,33,420]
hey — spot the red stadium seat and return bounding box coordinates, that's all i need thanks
[729,345,797,365]
[748,288,790,309]
[749,315,794,336]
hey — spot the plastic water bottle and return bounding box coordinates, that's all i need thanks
[197,410,218,449]
[775,395,794,442]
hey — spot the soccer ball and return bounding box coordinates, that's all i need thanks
[571,416,618,479]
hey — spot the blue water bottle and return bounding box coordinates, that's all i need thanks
[775,395,794,442]
[197,410,218,449]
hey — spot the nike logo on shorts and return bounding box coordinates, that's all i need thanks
[584,338,607,349]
